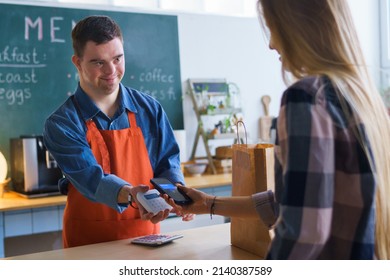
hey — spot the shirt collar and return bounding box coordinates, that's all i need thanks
[73,83,137,121]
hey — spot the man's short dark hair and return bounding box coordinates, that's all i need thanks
[72,15,123,57]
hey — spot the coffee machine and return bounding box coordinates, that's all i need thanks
[10,135,63,197]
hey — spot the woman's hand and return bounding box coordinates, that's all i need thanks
[164,185,214,218]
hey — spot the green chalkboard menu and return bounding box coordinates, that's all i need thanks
[0,3,183,163]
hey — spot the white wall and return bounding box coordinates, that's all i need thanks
[178,14,284,159]
[348,0,380,85]
[178,0,380,160]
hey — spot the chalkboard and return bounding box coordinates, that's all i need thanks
[0,3,183,165]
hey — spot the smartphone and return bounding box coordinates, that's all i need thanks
[150,178,193,205]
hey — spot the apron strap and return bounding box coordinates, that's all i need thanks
[86,120,111,174]
[127,111,138,127]
[71,95,111,173]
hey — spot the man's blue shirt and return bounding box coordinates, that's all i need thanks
[43,83,184,212]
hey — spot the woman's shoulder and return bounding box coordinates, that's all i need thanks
[289,75,325,90]
[281,75,330,105]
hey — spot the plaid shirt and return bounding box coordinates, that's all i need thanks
[253,76,376,259]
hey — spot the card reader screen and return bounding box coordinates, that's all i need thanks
[144,192,160,200]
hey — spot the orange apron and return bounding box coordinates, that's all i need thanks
[63,111,159,248]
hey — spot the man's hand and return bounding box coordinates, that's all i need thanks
[127,185,171,224]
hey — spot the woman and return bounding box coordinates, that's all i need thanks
[169,0,390,259]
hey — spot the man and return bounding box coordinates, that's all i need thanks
[43,15,184,248]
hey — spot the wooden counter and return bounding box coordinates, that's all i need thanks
[0,173,232,258]
[0,192,67,212]
[184,173,231,189]
[6,223,260,260]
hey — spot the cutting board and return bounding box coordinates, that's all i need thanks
[259,95,273,142]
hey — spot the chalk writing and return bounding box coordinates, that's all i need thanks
[0,87,31,105]
[0,69,38,84]
[139,86,176,101]
[0,45,46,105]
[0,46,43,65]
[139,68,174,83]
[137,68,176,101]
[24,16,76,43]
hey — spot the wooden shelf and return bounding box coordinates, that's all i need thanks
[207,133,236,140]
[199,107,242,115]
[187,79,243,174]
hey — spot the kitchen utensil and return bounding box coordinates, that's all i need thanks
[259,95,273,142]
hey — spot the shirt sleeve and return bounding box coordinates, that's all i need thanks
[251,190,278,228]
[43,111,128,213]
[142,98,184,185]
[267,85,335,259]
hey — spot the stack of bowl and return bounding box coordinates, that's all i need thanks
[184,163,208,176]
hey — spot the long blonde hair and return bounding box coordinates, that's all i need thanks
[258,0,390,259]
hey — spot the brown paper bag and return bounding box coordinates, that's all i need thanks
[230,143,274,258]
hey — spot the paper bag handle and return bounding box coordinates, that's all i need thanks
[235,120,248,145]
